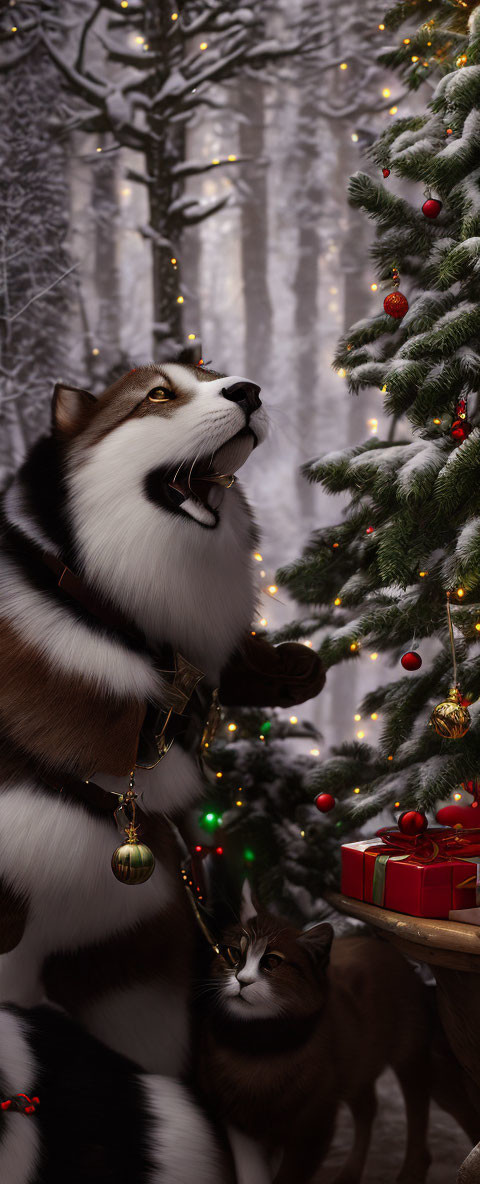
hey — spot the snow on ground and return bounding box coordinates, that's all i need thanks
[315,1069,470,1182]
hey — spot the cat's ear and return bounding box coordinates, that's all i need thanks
[297,922,333,971]
[240,879,258,925]
[52,382,97,437]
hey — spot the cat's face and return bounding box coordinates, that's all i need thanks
[212,910,333,1023]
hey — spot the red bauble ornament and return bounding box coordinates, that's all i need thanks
[315,793,335,813]
[422,198,442,219]
[382,168,390,178]
[437,778,480,828]
[436,804,480,829]
[401,651,422,671]
[384,291,409,319]
[451,418,472,443]
[398,810,428,836]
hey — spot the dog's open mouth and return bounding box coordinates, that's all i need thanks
[145,425,257,529]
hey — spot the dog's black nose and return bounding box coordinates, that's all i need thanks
[222,381,262,417]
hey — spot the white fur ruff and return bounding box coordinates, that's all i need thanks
[141,1073,225,1184]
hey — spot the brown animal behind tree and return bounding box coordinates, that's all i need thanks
[196,885,480,1184]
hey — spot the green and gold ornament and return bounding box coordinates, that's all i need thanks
[111,650,222,884]
[112,767,155,885]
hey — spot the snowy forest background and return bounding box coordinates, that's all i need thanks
[1,0,424,754]
[2,8,477,1177]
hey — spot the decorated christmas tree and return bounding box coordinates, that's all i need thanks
[205,3,480,911]
[380,0,479,89]
[197,705,327,922]
[270,4,480,886]
[196,3,480,914]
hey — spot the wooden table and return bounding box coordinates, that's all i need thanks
[327,892,480,1096]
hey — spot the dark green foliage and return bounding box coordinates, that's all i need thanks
[203,6,480,919]
[275,8,480,853]
[380,0,476,91]
[201,710,325,920]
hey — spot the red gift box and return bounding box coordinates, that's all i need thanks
[341,827,480,919]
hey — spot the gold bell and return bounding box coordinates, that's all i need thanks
[430,687,471,740]
[111,823,155,885]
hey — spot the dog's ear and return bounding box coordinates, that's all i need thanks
[240,879,258,925]
[176,342,203,366]
[52,382,97,437]
[297,922,333,971]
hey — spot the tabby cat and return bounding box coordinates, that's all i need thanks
[196,884,478,1184]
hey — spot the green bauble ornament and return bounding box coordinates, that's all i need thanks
[111,825,155,885]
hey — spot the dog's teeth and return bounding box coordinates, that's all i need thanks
[167,484,186,506]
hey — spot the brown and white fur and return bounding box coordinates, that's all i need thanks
[0,361,267,1082]
[196,884,467,1184]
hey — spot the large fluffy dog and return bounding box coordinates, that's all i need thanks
[0,361,268,1078]
[0,1002,233,1184]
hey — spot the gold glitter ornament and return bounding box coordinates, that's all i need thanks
[430,687,471,740]
[428,592,473,740]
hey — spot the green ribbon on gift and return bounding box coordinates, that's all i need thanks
[371,853,410,906]
[372,851,480,908]
[456,855,480,903]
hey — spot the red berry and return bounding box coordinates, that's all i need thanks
[422,198,442,219]
[398,810,428,836]
[400,651,422,671]
[382,168,390,178]
[1,1101,11,1110]
[384,291,408,319]
[315,793,335,813]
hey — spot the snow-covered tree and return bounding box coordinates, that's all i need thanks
[40,0,316,356]
[274,5,480,877]
[0,6,75,483]
[196,705,325,922]
[380,0,478,89]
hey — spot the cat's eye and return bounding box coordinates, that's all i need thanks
[147,386,175,402]
[224,946,241,967]
[260,952,285,972]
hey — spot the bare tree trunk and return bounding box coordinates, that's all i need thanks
[0,37,73,486]
[292,8,323,534]
[144,2,185,356]
[92,143,121,374]
[239,81,272,382]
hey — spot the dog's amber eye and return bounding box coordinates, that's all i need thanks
[147,386,175,402]
[260,952,285,971]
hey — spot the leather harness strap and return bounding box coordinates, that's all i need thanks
[34,547,209,818]
[39,551,147,646]
[43,771,123,815]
